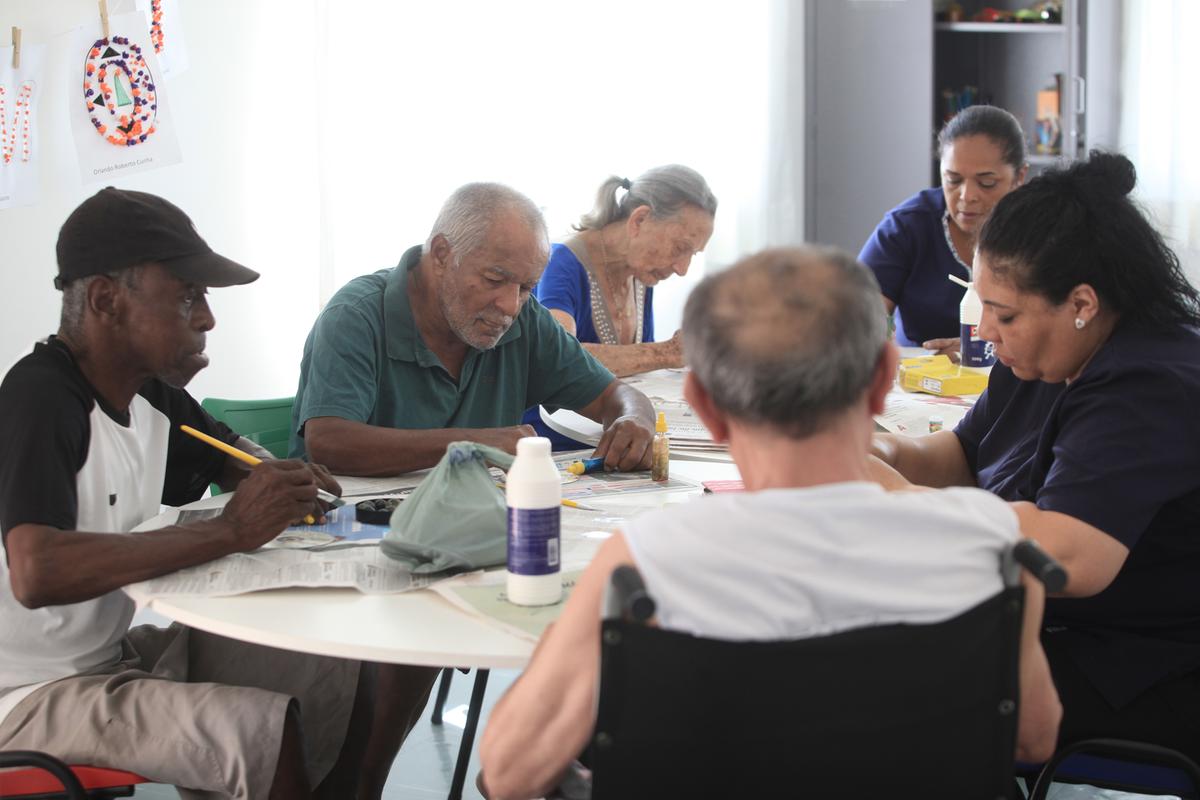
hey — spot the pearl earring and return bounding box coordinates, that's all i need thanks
[1075,318,1086,330]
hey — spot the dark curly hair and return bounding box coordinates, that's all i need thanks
[977,151,1200,331]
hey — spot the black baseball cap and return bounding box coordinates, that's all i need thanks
[54,187,259,290]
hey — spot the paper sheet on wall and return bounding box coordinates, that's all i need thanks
[0,43,47,210]
[67,12,182,184]
[133,0,189,76]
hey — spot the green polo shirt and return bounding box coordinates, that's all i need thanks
[289,246,614,458]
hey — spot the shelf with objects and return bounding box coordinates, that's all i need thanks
[932,0,1085,182]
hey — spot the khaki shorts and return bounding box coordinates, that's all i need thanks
[0,624,358,800]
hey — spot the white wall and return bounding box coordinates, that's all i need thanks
[0,0,325,401]
[0,1,777,403]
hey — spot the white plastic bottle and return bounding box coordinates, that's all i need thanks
[959,281,996,368]
[506,437,563,606]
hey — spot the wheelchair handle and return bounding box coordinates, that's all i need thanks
[1013,539,1068,593]
[607,565,656,622]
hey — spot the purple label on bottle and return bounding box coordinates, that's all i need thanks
[960,323,996,368]
[507,507,560,576]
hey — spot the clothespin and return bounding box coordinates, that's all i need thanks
[10,27,19,70]
[99,0,110,40]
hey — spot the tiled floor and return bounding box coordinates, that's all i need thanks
[133,667,519,799]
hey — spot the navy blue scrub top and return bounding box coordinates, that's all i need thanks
[859,188,970,346]
[954,324,1200,708]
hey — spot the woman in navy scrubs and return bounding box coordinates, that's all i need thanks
[859,105,1027,356]
[872,152,1200,757]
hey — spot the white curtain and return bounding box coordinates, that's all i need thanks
[1119,0,1200,282]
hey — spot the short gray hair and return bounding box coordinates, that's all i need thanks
[59,267,142,337]
[575,164,717,231]
[426,182,548,263]
[682,246,888,438]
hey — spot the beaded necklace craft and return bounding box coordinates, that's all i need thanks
[150,0,165,54]
[83,36,158,147]
[0,82,34,164]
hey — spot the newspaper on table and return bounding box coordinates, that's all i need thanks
[126,546,438,597]
[621,368,689,403]
[875,388,976,438]
[432,569,583,642]
[336,473,425,497]
[131,468,675,600]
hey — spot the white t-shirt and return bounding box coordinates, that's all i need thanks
[0,339,236,725]
[622,482,1019,641]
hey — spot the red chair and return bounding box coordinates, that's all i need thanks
[0,751,149,799]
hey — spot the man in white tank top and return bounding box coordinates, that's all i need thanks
[480,245,1062,799]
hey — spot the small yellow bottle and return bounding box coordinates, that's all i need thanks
[651,411,669,482]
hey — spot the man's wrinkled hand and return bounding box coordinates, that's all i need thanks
[304,461,342,517]
[221,460,319,550]
[593,414,654,472]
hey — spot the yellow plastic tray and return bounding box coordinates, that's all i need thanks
[898,355,988,396]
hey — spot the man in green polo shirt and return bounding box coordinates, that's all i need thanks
[290,182,656,476]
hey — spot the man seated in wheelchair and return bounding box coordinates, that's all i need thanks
[479,245,1062,799]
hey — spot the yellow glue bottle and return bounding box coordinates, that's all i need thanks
[651,411,669,482]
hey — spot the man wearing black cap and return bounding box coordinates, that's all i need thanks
[0,188,413,798]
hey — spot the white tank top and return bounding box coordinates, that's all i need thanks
[622,482,1018,641]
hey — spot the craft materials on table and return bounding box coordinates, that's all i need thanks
[131,441,702,600]
[566,456,605,475]
[898,354,989,396]
[651,410,670,482]
[551,450,701,501]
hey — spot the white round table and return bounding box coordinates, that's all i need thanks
[124,459,741,670]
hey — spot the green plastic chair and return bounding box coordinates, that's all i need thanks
[200,397,295,495]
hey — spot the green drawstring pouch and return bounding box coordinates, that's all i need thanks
[380,441,515,574]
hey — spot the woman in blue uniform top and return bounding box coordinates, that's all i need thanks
[523,166,716,448]
[872,151,1200,757]
[860,105,1027,356]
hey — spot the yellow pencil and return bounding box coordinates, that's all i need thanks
[179,425,336,524]
[561,498,603,512]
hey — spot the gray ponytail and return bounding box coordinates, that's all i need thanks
[575,164,718,231]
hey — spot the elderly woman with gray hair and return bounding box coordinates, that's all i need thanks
[536,165,717,377]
